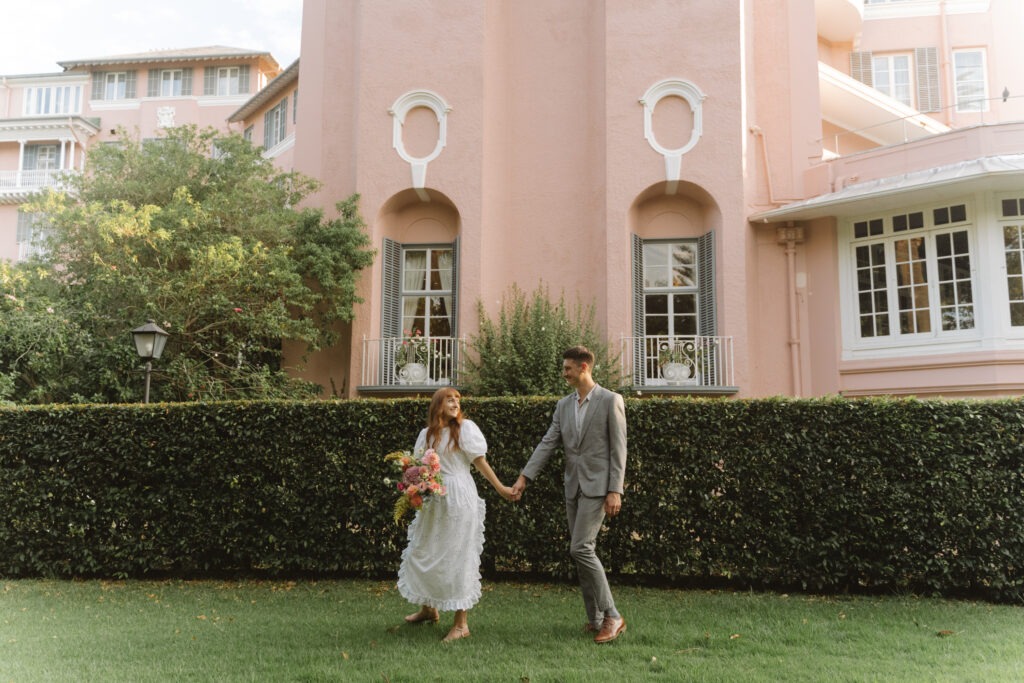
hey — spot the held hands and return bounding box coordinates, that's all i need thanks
[497,484,517,502]
[509,475,527,503]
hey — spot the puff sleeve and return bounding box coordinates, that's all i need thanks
[458,419,488,464]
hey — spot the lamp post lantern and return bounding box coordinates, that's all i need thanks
[131,319,169,403]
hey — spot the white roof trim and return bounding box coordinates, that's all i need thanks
[750,154,1024,223]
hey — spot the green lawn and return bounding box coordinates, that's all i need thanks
[2,579,1022,682]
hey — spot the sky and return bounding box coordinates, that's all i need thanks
[0,0,303,76]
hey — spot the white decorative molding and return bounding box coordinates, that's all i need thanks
[639,79,707,185]
[156,106,176,128]
[389,90,451,199]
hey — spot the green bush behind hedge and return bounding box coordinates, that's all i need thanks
[2,397,1023,602]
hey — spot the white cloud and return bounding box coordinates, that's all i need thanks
[0,0,302,76]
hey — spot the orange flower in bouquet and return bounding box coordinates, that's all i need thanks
[384,448,446,523]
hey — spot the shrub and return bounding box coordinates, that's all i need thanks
[1,396,1023,603]
[460,284,623,396]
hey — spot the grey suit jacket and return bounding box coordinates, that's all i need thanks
[521,384,627,499]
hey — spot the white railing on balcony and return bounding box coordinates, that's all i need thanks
[0,169,72,193]
[620,335,735,389]
[361,336,467,389]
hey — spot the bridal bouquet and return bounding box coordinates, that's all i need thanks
[384,448,446,523]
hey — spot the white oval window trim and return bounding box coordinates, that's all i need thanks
[389,90,452,191]
[639,79,706,182]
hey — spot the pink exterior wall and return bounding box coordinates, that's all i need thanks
[291,0,786,397]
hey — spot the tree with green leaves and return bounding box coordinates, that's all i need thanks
[460,283,623,396]
[6,125,374,403]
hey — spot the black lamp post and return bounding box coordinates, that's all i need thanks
[131,319,169,403]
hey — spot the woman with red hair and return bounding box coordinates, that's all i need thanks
[398,387,515,642]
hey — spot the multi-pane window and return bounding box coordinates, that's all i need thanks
[954,50,987,112]
[105,72,128,100]
[851,203,974,340]
[872,54,913,107]
[91,71,136,100]
[217,67,240,95]
[631,233,716,385]
[263,98,288,149]
[161,69,183,96]
[22,85,82,115]
[642,241,698,339]
[243,125,254,143]
[202,65,250,96]
[1000,197,1024,326]
[16,212,46,261]
[400,247,454,339]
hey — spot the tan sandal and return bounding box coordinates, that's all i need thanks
[442,625,471,642]
[404,608,439,624]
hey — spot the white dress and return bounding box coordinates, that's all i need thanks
[397,419,488,612]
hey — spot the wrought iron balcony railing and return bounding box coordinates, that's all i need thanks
[360,336,466,390]
[620,335,735,390]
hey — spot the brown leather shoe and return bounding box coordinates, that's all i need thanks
[584,622,598,633]
[593,616,626,644]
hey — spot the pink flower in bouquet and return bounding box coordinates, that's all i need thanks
[384,448,447,523]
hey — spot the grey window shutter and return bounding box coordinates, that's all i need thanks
[698,230,717,383]
[915,47,941,112]
[381,238,402,383]
[293,89,298,123]
[449,237,459,337]
[125,71,137,99]
[91,72,105,100]
[278,97,288,141]
[147,69,160,97]
[23,145,39,171]
[698,231,716,336]
[239,65,251,94]
[630,233,645,386]
[203,67,216,95]
[182,68,193,96]
[850,51,873,87]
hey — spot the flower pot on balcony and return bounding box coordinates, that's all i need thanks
[661,361,698,386]
[397,361,429,385]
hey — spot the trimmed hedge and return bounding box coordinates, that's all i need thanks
[1,397,1023,602]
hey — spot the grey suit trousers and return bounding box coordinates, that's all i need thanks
[567,492,616,626]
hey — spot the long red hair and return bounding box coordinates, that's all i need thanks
[425,387,463,452]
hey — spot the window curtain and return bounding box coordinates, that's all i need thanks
[437,249,453,333]
[402,251,427,334]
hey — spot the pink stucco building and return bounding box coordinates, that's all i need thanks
[6,1,1024,401]
[245,0,1020,399]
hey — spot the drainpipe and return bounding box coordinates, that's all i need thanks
[940,0,953,126]
[777,223,805,396]
[750,125,801,205]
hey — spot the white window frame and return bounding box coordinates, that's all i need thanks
[216,67,241,96]
[840,200,980,357]
[997,194,1024,328]
[23,84,83,116]
[953,48,988,112]
[871,53,914,107]
[641,240,700,339]
[104,72,128,101]
[160,69,184,97]
[399,245,455,341]
[263,98,288,149]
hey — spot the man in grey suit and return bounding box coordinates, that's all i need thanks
[512,346,628,644]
